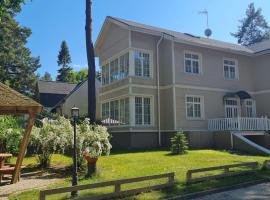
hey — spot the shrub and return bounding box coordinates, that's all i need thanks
[68,118,112,168]
[0,116,24,154]
[170,131,189,154]
[30,117,72,168]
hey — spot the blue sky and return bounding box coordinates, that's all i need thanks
[17,0,270,79]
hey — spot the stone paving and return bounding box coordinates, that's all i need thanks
[193,182,270,200]
[0,172,62,200]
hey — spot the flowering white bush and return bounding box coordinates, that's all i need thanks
[69,118,112,167]
[30,117,72,167]
[30,116,111,168]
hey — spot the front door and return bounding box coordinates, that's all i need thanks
[225,99,239,118]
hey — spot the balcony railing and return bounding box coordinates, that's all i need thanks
[208,117,270,131]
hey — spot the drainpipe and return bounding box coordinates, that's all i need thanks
[157,34,164,146]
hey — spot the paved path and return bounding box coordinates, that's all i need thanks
[194,182,270,200]
[0,172,62,200]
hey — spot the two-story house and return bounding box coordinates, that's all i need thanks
[94,16,270,153]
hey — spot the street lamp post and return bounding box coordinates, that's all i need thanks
[71,106,79,198]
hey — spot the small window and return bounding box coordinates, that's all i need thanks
[224,59,238,80]
[135,97,151,125]
[134,51,151,78]
[184,52,201,74]
[186,96,204,119]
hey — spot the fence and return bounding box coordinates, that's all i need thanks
[39,172,175,200]
[186,162,258,184]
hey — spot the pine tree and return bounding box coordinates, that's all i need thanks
[231,3,270,46]
[0,1,40,96]
[41,72,52,81]
[56,41,73,82]
[170,132,189,154]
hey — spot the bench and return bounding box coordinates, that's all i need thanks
[186,162,258,184]
[0,165,26,183]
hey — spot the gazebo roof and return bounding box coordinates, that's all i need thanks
[0,82,42,114]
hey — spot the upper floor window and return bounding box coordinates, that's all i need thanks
[101,52,129,86]
[224,59,238,80]
[134,51,151,78]
[184,52,201,74]
[186,95,204,119]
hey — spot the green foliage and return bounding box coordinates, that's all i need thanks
[56,40,73,82]
[231,3,270,46]
[0,1,40,96]
[170,131,189,155]
[0,116,24,154]
[40,71,52,81]
[30,116,111,168]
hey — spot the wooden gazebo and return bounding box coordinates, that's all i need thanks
[0,83,42,184]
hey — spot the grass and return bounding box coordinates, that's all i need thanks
[8,150,270,200]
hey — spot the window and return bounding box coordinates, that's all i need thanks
[110,59,119,82]
[224,59,238,80]
[119,53,129,79]
[134,51,151,77]
[101,98,129,126]
[120,98,129,125]
[102,102,110,124]
[101,64,109,85]
[245,99,256,118]
[224,99,239,118]
[186,96,204,119]
[135,97,151,125]
[184,52,201,74]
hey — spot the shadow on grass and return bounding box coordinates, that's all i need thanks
[110,147,169,155]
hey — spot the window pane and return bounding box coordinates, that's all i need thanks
[135,97,142,124]
[187,103,193,118]
[192,60,199,74]
[185,53,191,58]
[120,53,129,79]
[134,51,142,76]
[144,98,151,125]
[194,104,201,118]
[125,98,129,124]
[110,59,119,82]
[143,53,150,77]
[110,100,119,125]
[185,60,191,73]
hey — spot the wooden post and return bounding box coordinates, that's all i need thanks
[11,111,35,183]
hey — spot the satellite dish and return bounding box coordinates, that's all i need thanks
[205,28,212,38]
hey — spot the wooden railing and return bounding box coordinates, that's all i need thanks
[208,117,270,131]
[39,172,175,200]
[186,162,258,184]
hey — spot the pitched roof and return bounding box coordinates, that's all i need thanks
[248,39,270,53]
[0,82,42,113]
[37,80,77,94]
[95,16,256,55]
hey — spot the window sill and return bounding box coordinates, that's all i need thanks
[186,117,205,121]
[184,72,202,76]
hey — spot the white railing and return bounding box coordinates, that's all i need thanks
[208,117,270,131]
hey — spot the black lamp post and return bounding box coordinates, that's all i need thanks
[71,106,79,198]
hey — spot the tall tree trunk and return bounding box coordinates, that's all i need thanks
[86,0,96,123]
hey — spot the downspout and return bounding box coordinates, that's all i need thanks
[157,34,164,146]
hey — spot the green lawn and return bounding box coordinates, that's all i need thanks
[9,150,270,200]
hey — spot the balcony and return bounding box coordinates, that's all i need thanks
[208,117,270,131]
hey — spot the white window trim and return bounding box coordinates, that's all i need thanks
[183,50,203,75]
[101,96,130,127]
[134,95,154,126]
[224,97,241,118]
[185,95,205,120]
[244,99,256,117]
[101,48,130,86]
[133,48,154,79]
[223,57,239,80]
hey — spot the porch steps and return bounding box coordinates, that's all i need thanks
[232,132,270,155]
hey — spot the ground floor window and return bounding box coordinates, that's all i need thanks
[224,98,239,118]
[186,95,204,119]
[135,97,151,125]
[101,98,129,126]
[245,99,256,118]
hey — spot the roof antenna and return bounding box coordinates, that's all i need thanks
[198,9,212,38]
